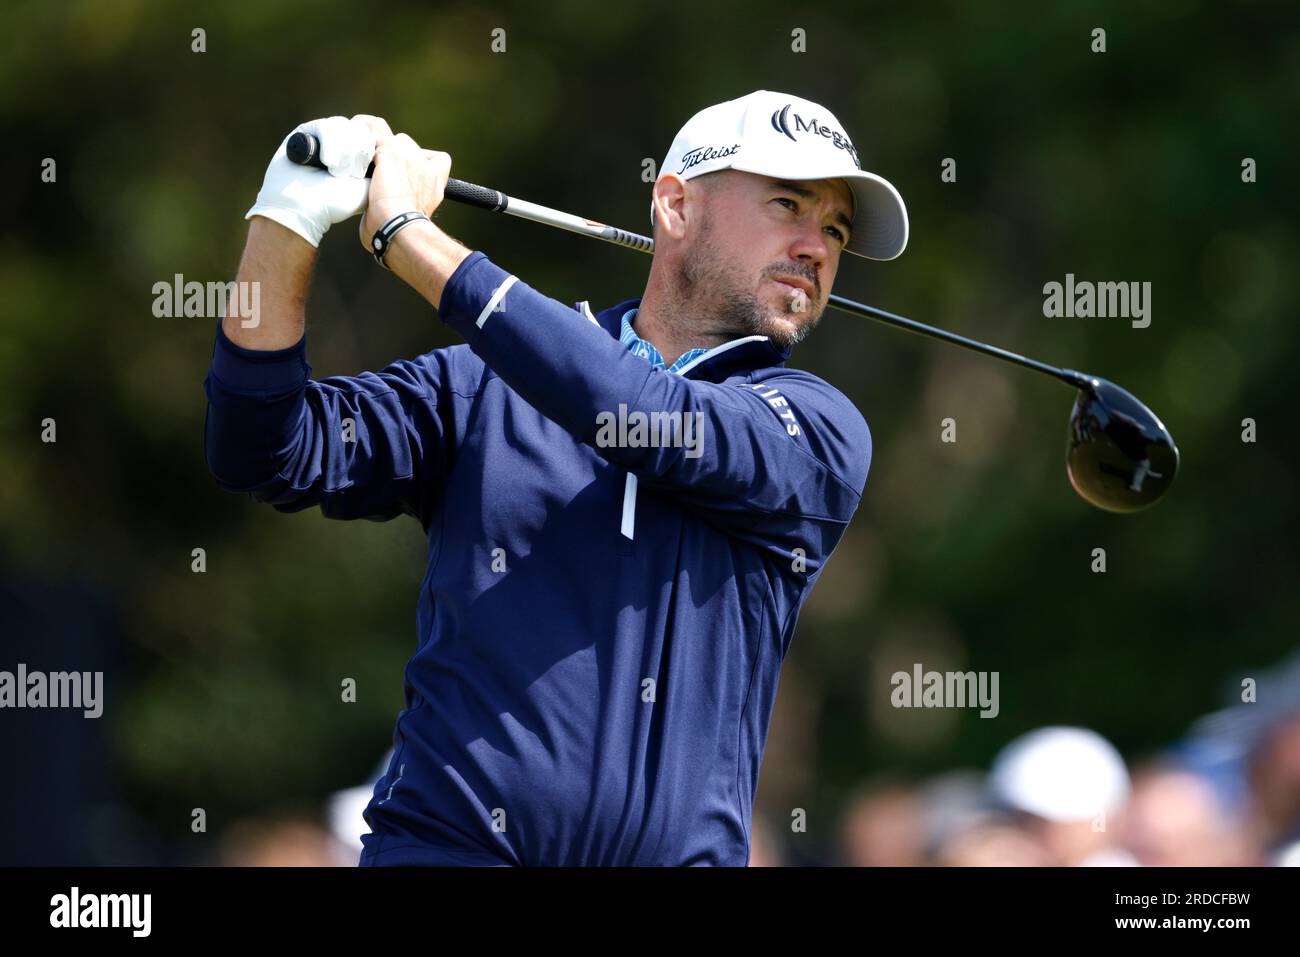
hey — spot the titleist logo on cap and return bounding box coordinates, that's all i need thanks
[676,143,741,175]
[770,104,861,168]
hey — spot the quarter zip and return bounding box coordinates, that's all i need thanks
[578,298,793,542]
[618,333,772,540]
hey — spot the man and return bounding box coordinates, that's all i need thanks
[204,90,909,866]
[989,726,1138,867]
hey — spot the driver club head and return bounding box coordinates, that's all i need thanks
[1066,376,1180,513]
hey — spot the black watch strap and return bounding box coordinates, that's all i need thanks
[370,211,430,269]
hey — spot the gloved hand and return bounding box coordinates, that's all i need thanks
[245,116,377,247]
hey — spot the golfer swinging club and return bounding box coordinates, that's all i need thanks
[204,89,909,866]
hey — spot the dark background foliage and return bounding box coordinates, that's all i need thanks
[1,0,1295,863]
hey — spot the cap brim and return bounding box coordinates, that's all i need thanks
[840,170,909,261]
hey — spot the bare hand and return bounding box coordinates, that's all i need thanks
[350,115,451,250]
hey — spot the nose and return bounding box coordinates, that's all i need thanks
[785,236,829,294]
[788,225,832,279]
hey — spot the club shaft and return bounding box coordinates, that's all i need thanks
[823,296,1088,387]
[490,194,654,254]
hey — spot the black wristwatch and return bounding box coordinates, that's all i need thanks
[370,211,430,269]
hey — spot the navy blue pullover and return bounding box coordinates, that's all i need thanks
[203,250,871,865]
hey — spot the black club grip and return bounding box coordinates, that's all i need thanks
[444,180,506,212]
[285,131,506,212]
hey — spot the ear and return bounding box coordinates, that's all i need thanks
[651,174,689,239]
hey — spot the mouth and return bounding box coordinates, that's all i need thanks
[769,276,815,299]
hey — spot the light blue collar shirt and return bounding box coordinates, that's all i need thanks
[619,309,709,374]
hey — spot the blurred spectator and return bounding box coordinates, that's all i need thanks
[837,783,926,866]
[917,770,1001,861]
[219,817,353,867]
[1246,713,1300,864]
[933,824,1054,867]
[1122,766,1253,866]
[1276,843,1300,867]
[747,815,784,867]
[990,727,1136,866]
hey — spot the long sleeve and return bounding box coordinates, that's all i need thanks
[435,252,871,546]
[202,321,456,528]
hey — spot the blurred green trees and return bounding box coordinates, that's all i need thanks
[1,0,1295,855]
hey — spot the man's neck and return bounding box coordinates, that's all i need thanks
[634,276,732,368]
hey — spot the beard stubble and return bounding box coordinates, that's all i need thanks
[674,216,822,351]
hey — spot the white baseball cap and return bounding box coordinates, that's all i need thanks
[989,727,1131,822]
[652,89,909,261]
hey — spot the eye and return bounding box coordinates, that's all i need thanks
[774,197,847,246]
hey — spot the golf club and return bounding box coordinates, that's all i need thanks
[287,130,1179,513]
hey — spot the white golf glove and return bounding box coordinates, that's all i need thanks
[245,116,377,247]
